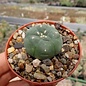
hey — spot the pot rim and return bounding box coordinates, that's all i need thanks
[5,20,82,85]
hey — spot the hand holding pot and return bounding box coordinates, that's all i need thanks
[0,52,29,86]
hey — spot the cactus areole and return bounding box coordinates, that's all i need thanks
[24,24,63,60]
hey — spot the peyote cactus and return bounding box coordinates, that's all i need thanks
[24,24,63,60]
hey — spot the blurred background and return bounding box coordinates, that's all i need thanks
[0,0,86,86]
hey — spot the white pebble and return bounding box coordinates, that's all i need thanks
[51,24,55,28]
[8,58,13,63]
[8,47,15,53]
[13,32,18,39]
[65,53,69,58]
[60,68,64,71]
[72,59,78,64]
[32,24,35,26]
[32,59,41,67]
[17,53,22,59]
[18,30,23,35]
[25,64,33,73]
[74,39,79,44]
[22,32,25,39]
[50,65,54,70]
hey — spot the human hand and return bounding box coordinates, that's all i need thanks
[0,52,29,86]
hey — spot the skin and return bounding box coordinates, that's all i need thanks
[0,52,29,86]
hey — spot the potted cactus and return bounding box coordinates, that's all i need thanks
[5,20,82,86]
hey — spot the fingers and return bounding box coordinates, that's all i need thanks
[7,80,30,86]
[0,52,10,76]
[0,70,16,86]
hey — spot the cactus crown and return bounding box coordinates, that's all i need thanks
[24,23,63,60]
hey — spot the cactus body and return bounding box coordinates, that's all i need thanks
[24,24,62,60]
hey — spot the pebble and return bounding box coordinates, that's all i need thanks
[32,59,41,67]
[21,52,28,60]
[9,41,13,46]
[22,32,25,39]
[9,53,15,58]
[16,37,23,43]
[62,31,67,36]
[34,72,46,80]
[65,29,70,33]
[18,30,23,35]
[22,47,26,53]
[65,53,69,58]
[69,43,74,47]
[57,72,62,77]
[47,77,52,82]
[69,34,73,39]
[47,73,55,80]
[50,65,54,70]
[18,62,25,70]
[74,39,79,44]
[25,60,30,64]
[17,53,22,59]
[15,49,19,54]
[13,50,17,55]
[43,59,52,66]
[15,67,19,71]
[69,65,74,70]
[28,57,33,62]
[61,48,65,52]
[62,44,71,52]
[52,56,59,64]
[12,39,16,44]
[66,52,74,59]
[8,47,15,53]
[72,59,78,64]
[60,58,67,65]
[60,68,64,71]
[14,43,24,49]
[62,71,68,78]
[11,64,15,69]
[73,36,77,40]
[19,59,25,63]
[13,55,18,60]
[25,64,33,73]
[13,32,18,39]
[8,58,13,63]
[63,65,67,70]
[71,48,76,54]
[41,64,50,73]
[73,54,79,59]
[51,70,56,74]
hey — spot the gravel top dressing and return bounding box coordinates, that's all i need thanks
[7,22,80,83]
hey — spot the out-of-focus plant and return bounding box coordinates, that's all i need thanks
[75,28,84,41]
[0,20,12,41]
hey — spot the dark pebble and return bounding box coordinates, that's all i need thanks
[43,59,52,66]
[14,43,24,49]
[55,23,61,30]
[62,44,71,52]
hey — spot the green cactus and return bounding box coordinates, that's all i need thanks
[24,24,63,60]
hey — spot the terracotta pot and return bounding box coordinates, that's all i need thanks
[5,20,82,86]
